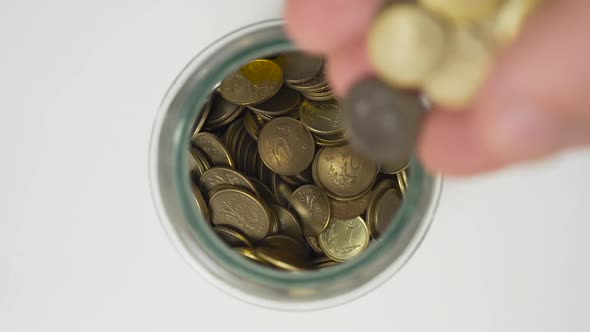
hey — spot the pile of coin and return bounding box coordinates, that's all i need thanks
[368,0,541,108]
[188,52,409,271]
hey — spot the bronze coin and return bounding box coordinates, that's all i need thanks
[313,145,378,199]
[247,85,301,117]
[299,99,344,136]
[199,167,258,196]
[270,205,304,240]
[208,187,272,242]
[276,51,323,84]
[343,78,425,164]
[318,216,370,262]
[192,132,234,167]
[219,59,283,106]
[290,185,331,236]
[372,188,403,238]
[258,117,315,176]
[329,190,372,219]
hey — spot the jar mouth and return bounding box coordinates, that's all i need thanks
[149,19,442,310]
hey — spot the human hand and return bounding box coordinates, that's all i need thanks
[285,0,590,175]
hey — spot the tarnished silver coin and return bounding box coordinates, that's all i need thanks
[343,78,426,164]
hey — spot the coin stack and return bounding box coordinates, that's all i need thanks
[188,52,409,271]
[368,0,541,108]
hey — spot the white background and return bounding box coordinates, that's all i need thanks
[1,0,589,331]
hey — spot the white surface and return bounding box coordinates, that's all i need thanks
[1,1,589,331]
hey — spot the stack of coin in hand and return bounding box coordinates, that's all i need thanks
[188,52,409,271]
[369,0,541,108]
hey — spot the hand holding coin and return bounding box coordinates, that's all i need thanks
[286,0,590,175]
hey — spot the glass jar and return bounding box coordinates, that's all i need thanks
[148,19,442,310]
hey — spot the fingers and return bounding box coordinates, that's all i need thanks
[421,0,590,174]
[284,0,381,53]
[287,0,590,176]
[324,38,375,96]
[471,0,590,162]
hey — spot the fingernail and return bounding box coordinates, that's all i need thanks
[485,104,561,161]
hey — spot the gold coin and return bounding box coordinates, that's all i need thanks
[276,52,323,84]
[258,117,315,176]
[316,259,339,269]
[301,93,335,102]
[270,205,304,240]
[243,110,263,141]
[189,147,211,178]
[312,133,347,147]
[199,167,257,196]
[492,0,540,46]
[299,99,344,136]
[381,159,409,175]
[318,216,370,262]
[192,132,234,167]
[247,85,301,117]
[369,3,448,87]
[329,190,372,219]
[287,71,328,91]
[397,170,408,197]
[313,145,378,199]
[419,0,500,22]
[191,93,211,136]
[191,182,209,222]
[233,247,267,265]
[204,91,244,129]
[311,256,333,265]
[306,236,323,255]
[219,59,283,106]
[208,187,272,242]
[290,185,331,236]
[423,27,493,108]
[366,178,398,237]
[249,177,276,205]
[255,235,312,271]
[214,225,253,248]
[372,188,403,238]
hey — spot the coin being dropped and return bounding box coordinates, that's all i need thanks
[343,78,425,163]
[220,59,283,106]
[258,117,315,176]
[369,3,448,87]
[290,185,331,236]
[192,132,234,167]
[423,27,493,108]
[318,216,370,262]
[276,52,323,84]
[208,187,272,242]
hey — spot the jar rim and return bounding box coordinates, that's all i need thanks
[149,19,443,310]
